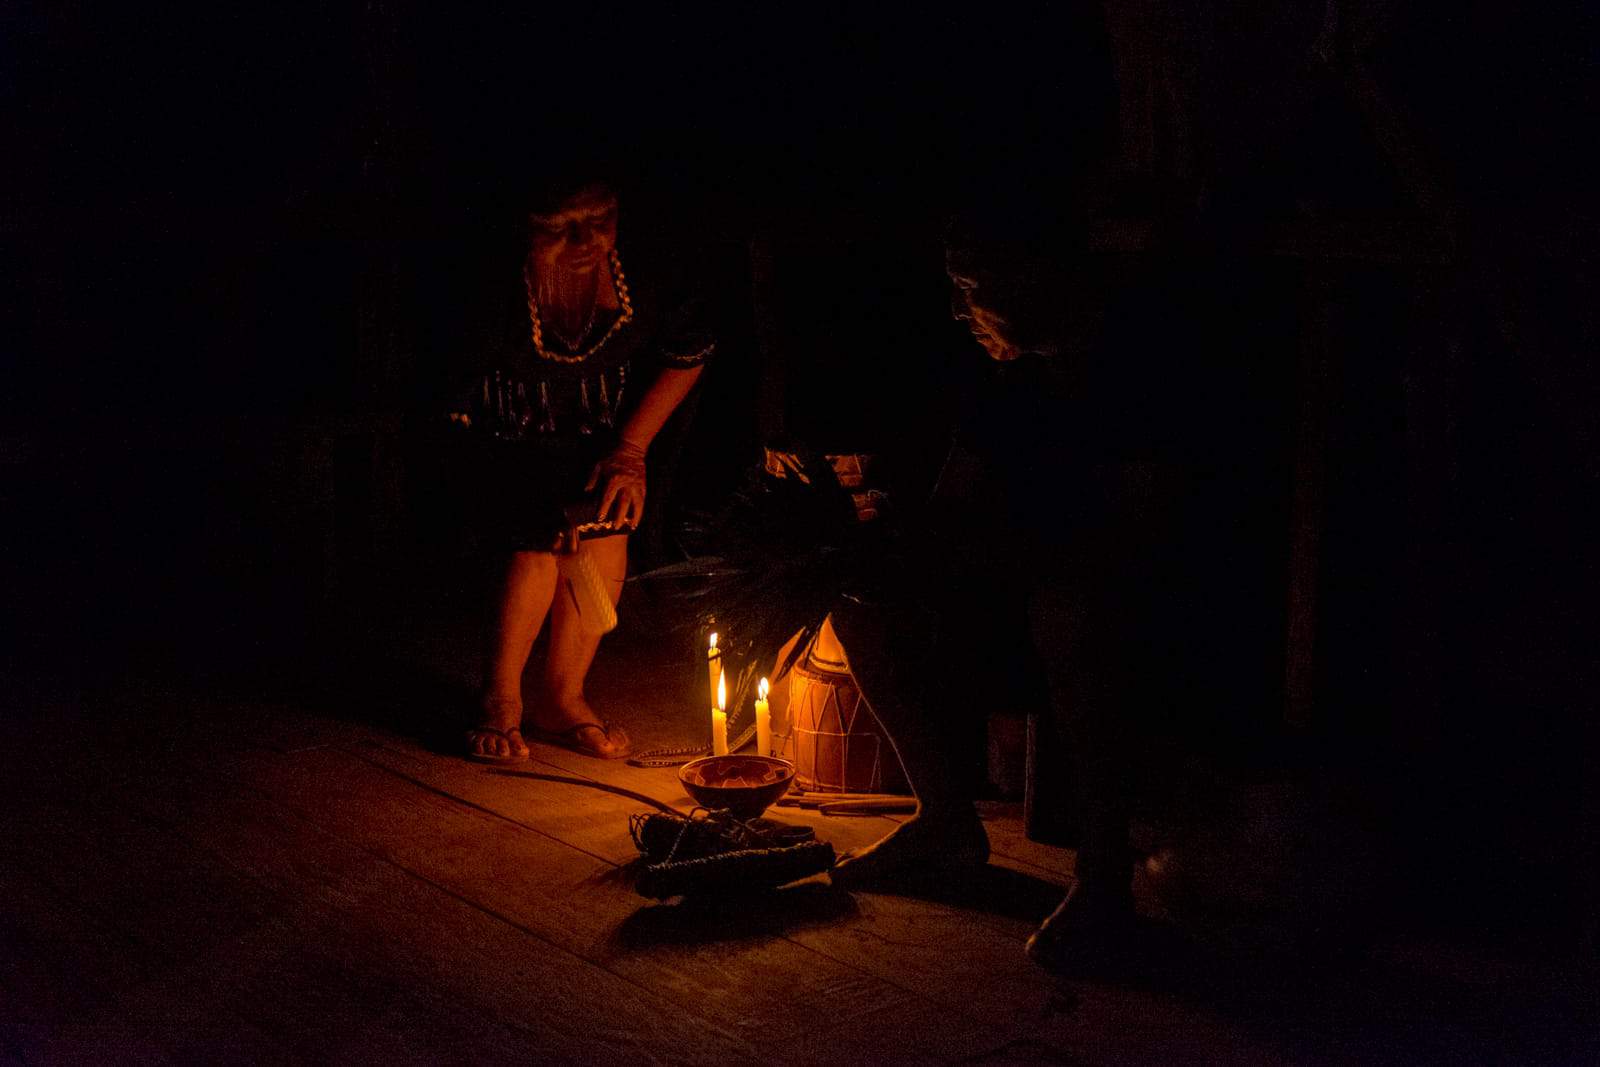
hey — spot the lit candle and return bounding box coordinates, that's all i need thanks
[755,676,771,757]
[707,632,722,715]
[711,667,729,756]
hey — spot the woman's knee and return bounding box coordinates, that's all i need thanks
[507,550,559,582]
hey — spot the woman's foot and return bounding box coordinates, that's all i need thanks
[829,806,990,888]
[465,696,530,763]
[529,697,631,759]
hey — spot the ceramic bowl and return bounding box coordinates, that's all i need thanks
[678,755,795,818]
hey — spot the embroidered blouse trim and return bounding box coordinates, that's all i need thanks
[663,341,716,367]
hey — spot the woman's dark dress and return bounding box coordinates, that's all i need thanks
[449,248,713,550]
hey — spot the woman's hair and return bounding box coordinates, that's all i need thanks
[523,157,622,218]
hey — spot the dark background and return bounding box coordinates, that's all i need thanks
[4,3,1596,945]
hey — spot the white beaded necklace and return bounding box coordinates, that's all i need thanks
[524,248,633,364]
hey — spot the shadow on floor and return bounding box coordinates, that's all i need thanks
[292,643,479,755]
[1038,921,1599,1064]
[612,881,859,948]
[848,862,1068,926]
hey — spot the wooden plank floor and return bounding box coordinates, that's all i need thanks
[2,615,1596,1065]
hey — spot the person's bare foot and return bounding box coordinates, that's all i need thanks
[1025,883,1137,975]
[466,694,530,763]
[829,806,990,888]
[530,696,631,759]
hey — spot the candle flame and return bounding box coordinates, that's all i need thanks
[758,676,769,701]
[709,632,718,651]
[717,668,726,711]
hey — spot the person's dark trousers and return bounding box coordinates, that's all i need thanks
[1027,461,1190,905]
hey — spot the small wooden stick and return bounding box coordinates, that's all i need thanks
[774,793,911,809]
[817,799,918,816]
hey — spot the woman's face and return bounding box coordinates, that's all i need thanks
[528,184,619,275]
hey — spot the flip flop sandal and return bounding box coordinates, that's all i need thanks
[464,725,531,765]
[529,720,632,760]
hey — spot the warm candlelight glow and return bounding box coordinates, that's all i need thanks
[711,708,728,756]
[755,676,772,758]
[712,664,729,757]
[707,633,723,714]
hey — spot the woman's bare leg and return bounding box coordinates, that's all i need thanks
[534,534,631,757]
[470,550,559,760]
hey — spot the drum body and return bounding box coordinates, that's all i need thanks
[786,655,909,795]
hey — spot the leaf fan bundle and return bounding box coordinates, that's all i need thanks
[635,443,899,716]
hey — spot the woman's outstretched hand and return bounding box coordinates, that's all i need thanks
[586,439,647,530]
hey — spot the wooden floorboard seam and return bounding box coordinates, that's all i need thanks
[353,732,1075,930]
[358,731,1073,886]
[338,745,642,868]
[334,736,1038,1047]
[163,761,768,1062]
[229,783,724,1023]
[204,770,833,1054]
[6,805,365,1064]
